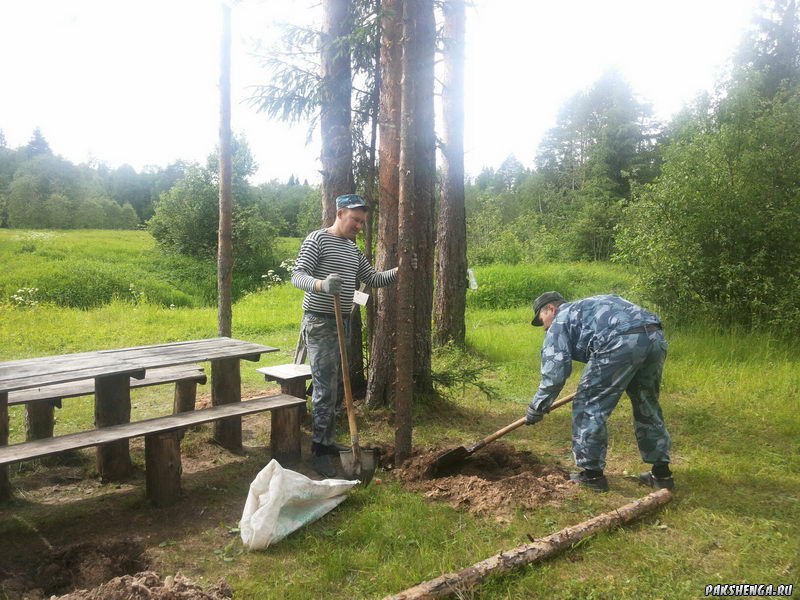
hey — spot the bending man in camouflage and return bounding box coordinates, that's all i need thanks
[526,292,673,492]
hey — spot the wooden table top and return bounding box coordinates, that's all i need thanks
[0,337,278,394]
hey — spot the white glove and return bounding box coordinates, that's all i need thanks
[318,274,342,295]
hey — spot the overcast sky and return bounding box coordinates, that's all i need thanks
[0,0,760,184]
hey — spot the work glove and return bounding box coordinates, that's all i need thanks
[525,405,544,426]
[318,273,343,295]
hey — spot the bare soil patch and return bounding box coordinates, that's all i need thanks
[1,539,146,599]
[53,571,232,600]
[385,442,576,516]
[1,397,575,597]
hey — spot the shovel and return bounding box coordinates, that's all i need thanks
[333,294,377,485]
[427,391,577,477]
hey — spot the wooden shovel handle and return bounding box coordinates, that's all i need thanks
[333,294,361,461]
[470,391,577,452]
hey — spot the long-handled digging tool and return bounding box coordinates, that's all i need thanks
[427,391,578,477]
[333,294,377,485]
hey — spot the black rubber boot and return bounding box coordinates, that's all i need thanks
[311,453,337,478]
[569,470,609,492]
[312,441,348,456]
[310,442,337,478]
[638,471,675,490]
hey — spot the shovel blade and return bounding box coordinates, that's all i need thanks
[426,446,470,478]
[339,447,377,485]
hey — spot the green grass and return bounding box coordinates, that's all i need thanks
[0,241,798,598]
[0,230,301,308]
[0,284,306,442]
[469,262,638,309]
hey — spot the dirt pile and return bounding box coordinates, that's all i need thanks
[53,571,232,600]
[1,539,147,599]
[387,442,576,516]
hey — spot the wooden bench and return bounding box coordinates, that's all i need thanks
[257,364,312,465]
[7,365,207,442]
[257,363,312,397]
[0,338,278,500]
[0,393,304,506]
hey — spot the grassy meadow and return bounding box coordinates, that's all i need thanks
[0,229,798,598]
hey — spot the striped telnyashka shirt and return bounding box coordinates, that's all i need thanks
[291,229,397,314]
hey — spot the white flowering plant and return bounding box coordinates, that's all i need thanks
[11,287,39,308]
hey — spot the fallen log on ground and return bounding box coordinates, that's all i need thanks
[385,488,672,600]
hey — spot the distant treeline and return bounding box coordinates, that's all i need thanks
[0,129,320,293]
[466,0,800,330]
[1,0,797,332]
[0,128,320,238]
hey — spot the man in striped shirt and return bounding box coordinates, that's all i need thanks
[291,194,399,478]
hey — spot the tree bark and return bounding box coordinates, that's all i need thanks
[320,0,355,226]
[411,0,436,393]
[394,0,417,464]
[386,489,673,599]
[364,0,382,351]
[217,1,233,338]
[321,0,364,392]
[367,0,402,409]
[348,303,367,396]
[434,0,467,348]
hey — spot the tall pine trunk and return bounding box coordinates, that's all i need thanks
[412,0,436,392]
[320,0,366,393]
[395,0,417,464]
[217,1,233,338]
[434,0,467,347]
[367,0,402,409]
[320,0,354,226]
[363,0,381,355]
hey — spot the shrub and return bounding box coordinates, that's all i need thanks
[616,86,800,331]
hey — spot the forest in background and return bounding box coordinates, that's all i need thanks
[1,0,798,333]
[462,0,799,331]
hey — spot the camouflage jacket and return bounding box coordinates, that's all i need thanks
[530,295,662,412]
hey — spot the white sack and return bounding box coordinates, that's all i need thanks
[240,459,358,550]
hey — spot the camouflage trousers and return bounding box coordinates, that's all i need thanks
[573,329,671,471]
[301,313,348,446]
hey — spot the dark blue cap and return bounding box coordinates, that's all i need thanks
[335,194,368,210]
[532,291,565,326]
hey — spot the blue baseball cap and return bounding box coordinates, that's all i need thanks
[336,194,369,210]
[532,291,565,326]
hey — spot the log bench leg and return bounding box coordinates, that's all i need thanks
[173,380,197,414]
[271,406,301,465]
[270,378,305,465]
[145,431,182,507]
[25,399,56,441]
[1,392,9,501]
[173,380,198,441]
[95,374,132,481]
[211,358,242,452]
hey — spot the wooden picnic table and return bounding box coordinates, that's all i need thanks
[0,337,277,497]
